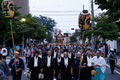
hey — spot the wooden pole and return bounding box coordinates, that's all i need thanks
[10,19,15,50]
[10,19,17,75]
[78,31,85,79]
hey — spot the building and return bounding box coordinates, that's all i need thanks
[63,33,71,43]
[13,0,29,15]
[106,38,120,53]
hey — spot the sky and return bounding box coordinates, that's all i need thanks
[29,0,106,33]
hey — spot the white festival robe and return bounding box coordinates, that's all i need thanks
[92,56,106,73]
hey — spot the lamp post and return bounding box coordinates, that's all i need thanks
[20,18,26,56]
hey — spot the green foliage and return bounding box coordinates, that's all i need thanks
[0,0,22,45]
[46,33,53,43]
[35,15,57,42]
[35,15,57,32]
[0,0,46,46]
[77,28,92,41]
[75,14,120,43]
[96,39,100,44]
[70,35,77,43]
[15,14,46,41]
[95,0,120,31]
[92,14,120,41]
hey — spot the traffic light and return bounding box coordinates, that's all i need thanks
[71,28,76,30]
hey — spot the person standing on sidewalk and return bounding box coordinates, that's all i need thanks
[106,48,117,74]
[24,47,30,64]
[1,45,7,60]
[0,54,10,80]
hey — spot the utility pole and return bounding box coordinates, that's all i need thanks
[91,0,95,54]
[83,4,84,10]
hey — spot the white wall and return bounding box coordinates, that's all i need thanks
[106,40,117,49]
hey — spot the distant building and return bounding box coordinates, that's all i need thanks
[63,33,71,43]
[13,0,29,15]
[106,38,120,53]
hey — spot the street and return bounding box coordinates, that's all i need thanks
[1,0,120,80]
[7,58,120,80]
[105,64,120,80]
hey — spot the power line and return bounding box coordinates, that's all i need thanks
[56,21,77,22]
[32,14,79,16]
[57,25,78,26]
[30,10,82,13]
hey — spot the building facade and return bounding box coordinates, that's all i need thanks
[13,0,29,15]
[106,38,120,53]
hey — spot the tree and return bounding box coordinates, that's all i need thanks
[70,35,77,43]
[35,15,57,42]
[92,14,120,42]
[76,28,92,42]
[15,14,46,41]
[0,0,22,46]
[95,0,120,31]
[0,0,46,46]
[35,15,56,32]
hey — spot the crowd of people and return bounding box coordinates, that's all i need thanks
[0,43,118,80]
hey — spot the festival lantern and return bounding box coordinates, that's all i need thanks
[78,10,90,31]
[2,0,14,18]
[2,0,15,53]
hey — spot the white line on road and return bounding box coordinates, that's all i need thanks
[106,64,120,75]
[24,72,27,74]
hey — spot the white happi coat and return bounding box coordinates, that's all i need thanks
[92,56,106,73]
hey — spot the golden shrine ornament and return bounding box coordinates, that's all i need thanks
[2,0,14,18]
[78,10,90,31]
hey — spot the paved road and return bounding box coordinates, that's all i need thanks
[7,58,120,80]
[105,64,120,80]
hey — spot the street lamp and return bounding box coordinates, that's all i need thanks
[20,18,26,23]
[20,18,26,56]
